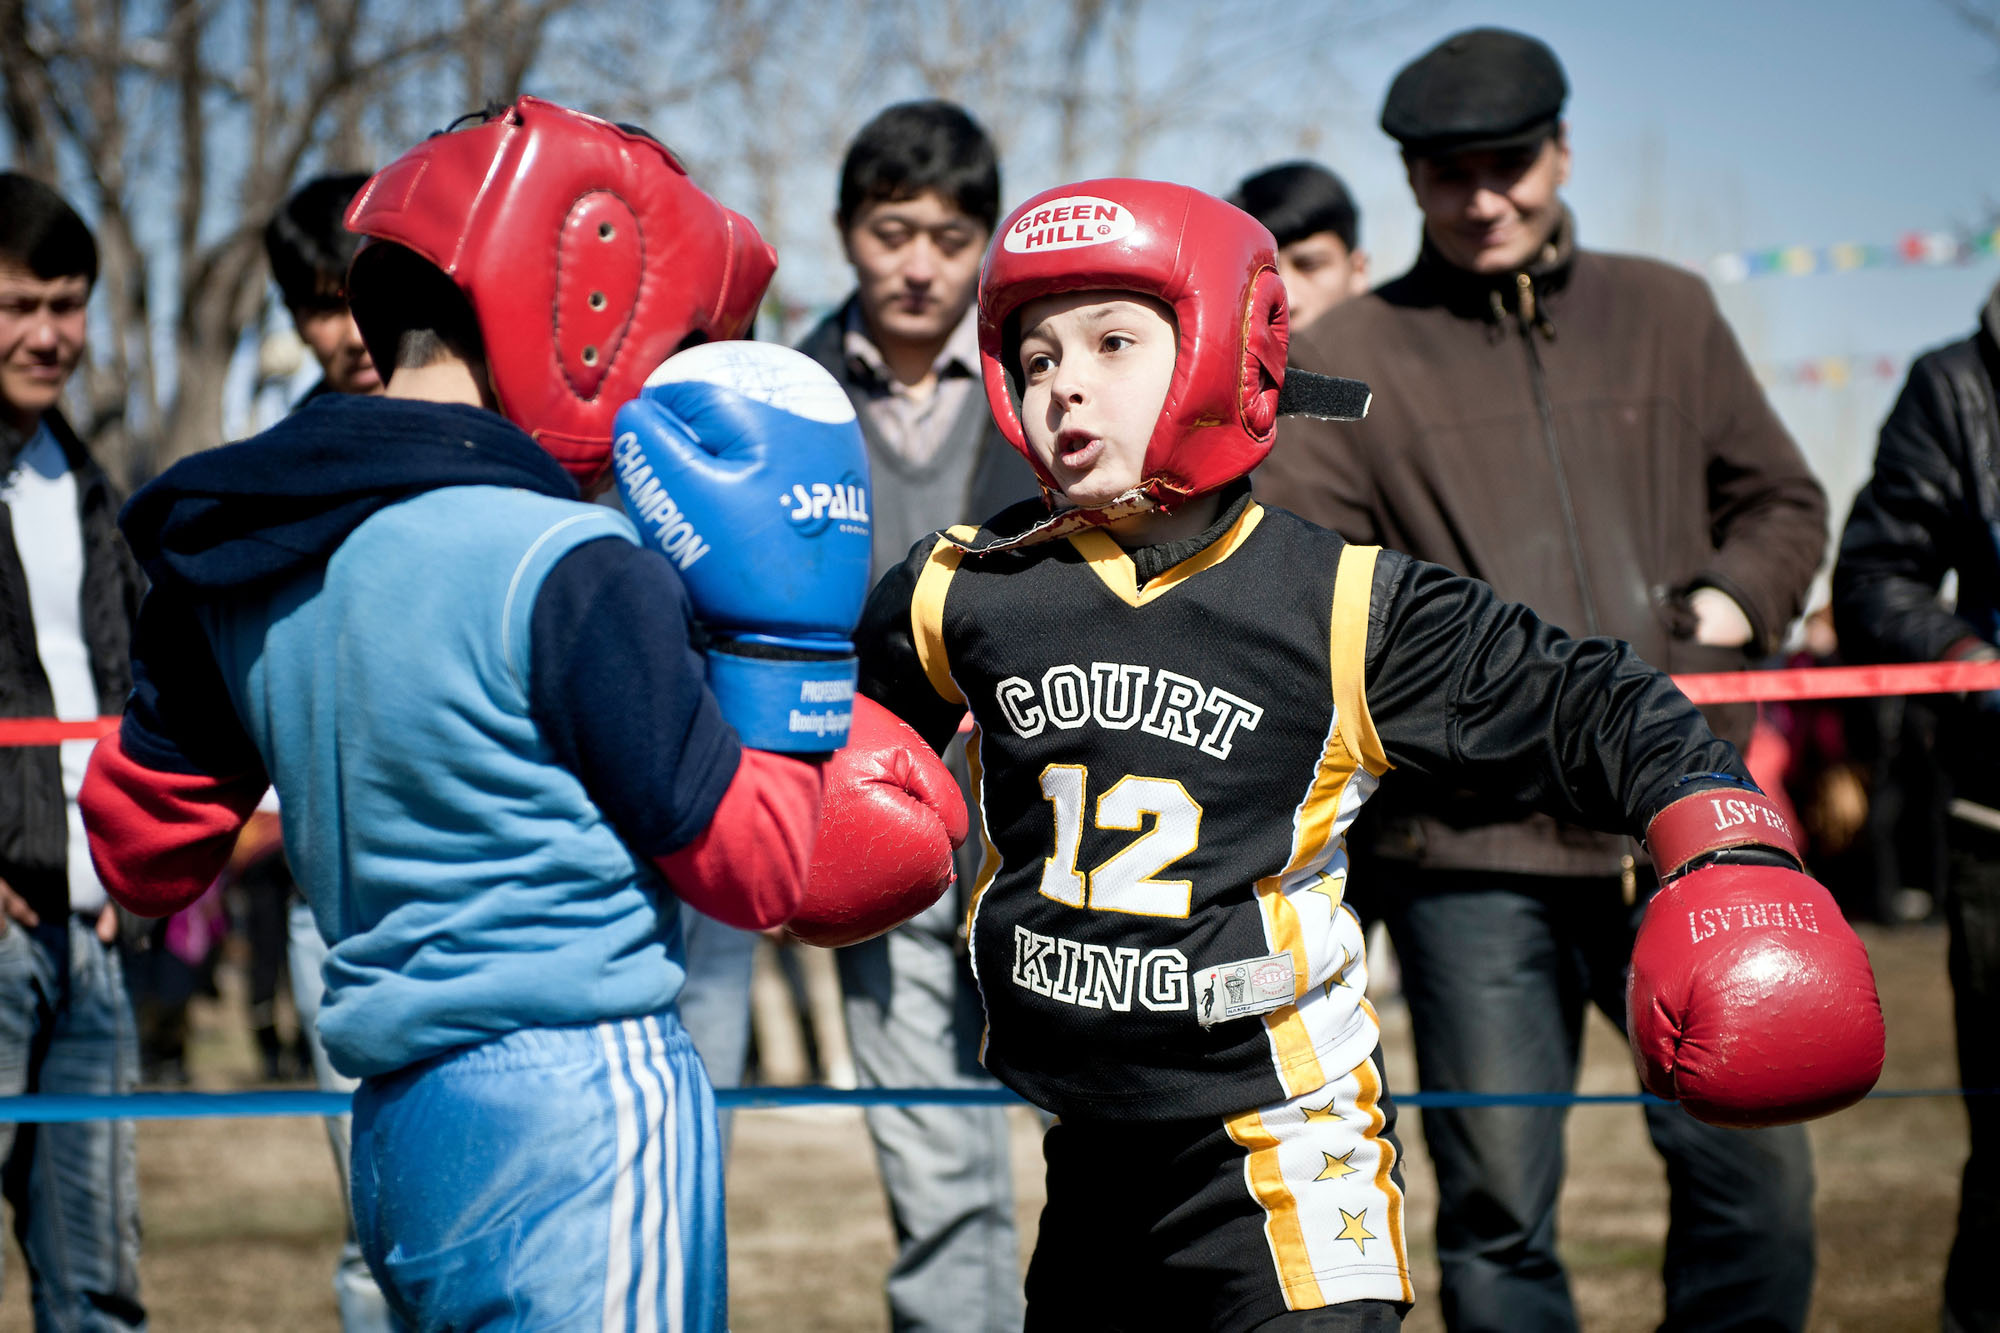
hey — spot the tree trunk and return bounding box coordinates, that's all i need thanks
[0,0,58,177]
[159,235,263,466]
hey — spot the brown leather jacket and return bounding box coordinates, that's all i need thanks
[1256,213,1826,877]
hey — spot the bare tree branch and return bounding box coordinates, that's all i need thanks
[1944,0,2000,46]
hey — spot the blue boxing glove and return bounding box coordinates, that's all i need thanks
[611,342,871,753]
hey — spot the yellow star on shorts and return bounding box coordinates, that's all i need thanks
[1301,1100,1342,1125]
[1323,947,1355,997]
[1336,1207,1374,1252]
[1307,871,1345,911]
[1315,1148,1360,1181]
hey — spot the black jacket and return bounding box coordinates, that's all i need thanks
[1833,283,2000,804]
[0,410,144,919]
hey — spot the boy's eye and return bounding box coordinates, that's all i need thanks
[1022,352,1055,378]
[1101,333,1134,353]
[873,225,912,248]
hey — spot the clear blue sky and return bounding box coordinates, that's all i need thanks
[1222,0,2000,523]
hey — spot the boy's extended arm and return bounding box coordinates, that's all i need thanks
[80,591,270,916]
[752,543,974,948]
[1361,552,1740,828]
[605,345,967,944]
[530,536,818,932]
[1363,551,1883,1127]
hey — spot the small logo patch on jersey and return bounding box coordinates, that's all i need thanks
[1194,951,1296,1027]
[1002,196,1135,254]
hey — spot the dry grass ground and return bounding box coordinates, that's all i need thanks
[0,922,1963,1331]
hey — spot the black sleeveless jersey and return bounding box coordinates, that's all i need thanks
[857,497,1745,1122]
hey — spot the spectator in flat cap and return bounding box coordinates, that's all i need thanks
[1257,26,1827,1332]
[1228,161,1369,333]
[1378,26,1568,158]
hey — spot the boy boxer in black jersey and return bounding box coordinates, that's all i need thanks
[854,178,1883,1331]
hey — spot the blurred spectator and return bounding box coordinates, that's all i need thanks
[1833,276,2000,1333]
[1766,607,1873,908]
[0,170,147,1331]
[259,171,392,1333]
[1762,604,1950,926]
[795,99,1039,1333]
[227,801,307,1079]
[126,874,224,1085]
[1257,28,1828,1331]
[265,172,380,400]
[1228,160,1370,332]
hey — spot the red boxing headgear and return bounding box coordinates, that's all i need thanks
[345,97,777,483]
[978,179,1288,507]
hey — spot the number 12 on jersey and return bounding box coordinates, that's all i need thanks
[1038,764,1203,918]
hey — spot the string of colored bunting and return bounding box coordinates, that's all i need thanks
[1754,353,1907,391]
[1703,221,2000,284]
[4,655,1995,1123]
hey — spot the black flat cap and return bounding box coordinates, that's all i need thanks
[1381,27,1567,157]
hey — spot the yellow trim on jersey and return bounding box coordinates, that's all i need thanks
[1354,1052,1414,1302]
[966,722,1004,1068]
[1331,544,1389,776]
[1252,549,1390,1094]
[1254,777,1370,1093]
[1225,1106,1324,1310]
[963,724,1002,932]
[1066,502,1266,608]
[911,528,975,706]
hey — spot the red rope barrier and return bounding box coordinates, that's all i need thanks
[11,660,2000,748]
[0,716,119,744]
[1670,659,2000,705]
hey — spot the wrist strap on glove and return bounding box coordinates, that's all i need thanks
[706,640,856,753]
[1647,785,1803,882]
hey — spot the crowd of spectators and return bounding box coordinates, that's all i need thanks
[0,21,1993,1333]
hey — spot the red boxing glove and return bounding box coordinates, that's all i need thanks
[789,696,970,948]
[1627,786,1885,1128]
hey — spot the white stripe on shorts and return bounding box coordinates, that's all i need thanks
[621,1018,667,1333]
[643,1015,685,1330]
[599,1022,640,1333]
[1226,1056,1413,1309]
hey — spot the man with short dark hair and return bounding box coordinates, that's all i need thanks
[1228,161,1369,331]
[264,172,380,400]
[797,99,1038,1333]
[1258,29,1827,1332]
[0,169,146,1332]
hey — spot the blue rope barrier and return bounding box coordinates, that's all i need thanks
[0,1084,1989,1123]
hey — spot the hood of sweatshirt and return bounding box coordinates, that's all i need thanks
[122,394,578,597]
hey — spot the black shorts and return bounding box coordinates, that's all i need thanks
[1024,1046,1411,1333]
